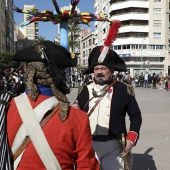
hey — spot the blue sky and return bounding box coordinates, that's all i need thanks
[14,0,95,41]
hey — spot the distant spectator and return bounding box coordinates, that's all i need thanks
[139,72,144,87]
[144,71,149,88]
[152,73,157,89]
[134,73,139,87]
[116,71,123,81]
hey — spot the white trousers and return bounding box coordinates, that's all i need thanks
[92,139,133,170]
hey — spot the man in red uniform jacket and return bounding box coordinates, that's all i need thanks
[6,41,99,170]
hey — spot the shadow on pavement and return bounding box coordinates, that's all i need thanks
[132,147,157,170]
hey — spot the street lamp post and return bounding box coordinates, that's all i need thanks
[141,38,146,73]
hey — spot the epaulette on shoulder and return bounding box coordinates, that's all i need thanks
[126,83,135,97]
[117,80,135,97]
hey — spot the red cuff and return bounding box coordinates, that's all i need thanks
[126,131,138,144]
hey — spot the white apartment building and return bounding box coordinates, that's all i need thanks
[15,5,39,52]
[94,0,110,46]
[23,5,39,40]
[94,0,170,76]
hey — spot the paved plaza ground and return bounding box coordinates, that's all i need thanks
[67,84,170,170]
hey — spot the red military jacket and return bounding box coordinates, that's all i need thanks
[7,94,99,170]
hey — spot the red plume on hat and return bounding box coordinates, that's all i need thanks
[98,20,121,63]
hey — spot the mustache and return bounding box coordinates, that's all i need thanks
[97,74,105,77]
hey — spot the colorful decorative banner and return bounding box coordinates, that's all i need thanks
[14,0,114,28]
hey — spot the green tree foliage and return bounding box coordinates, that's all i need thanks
[0,52,19,70]
[68,23,80,53]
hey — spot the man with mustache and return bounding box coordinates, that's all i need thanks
[72,46,142,170]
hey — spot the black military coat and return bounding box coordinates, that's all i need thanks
[77,81,142,142]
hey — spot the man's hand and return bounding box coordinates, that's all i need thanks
[121,139,134,157]
[70,100,80,109]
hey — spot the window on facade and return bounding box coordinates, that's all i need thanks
[121,34,128,38]
[127,45,130,49]
[17,42,24,48]
[93,38,95,44]
[83,59,85,65]
[153,22,161,27]
[83,51,85,57]
[83,43,85,48]
[89,39,91,45]
[103,28,106,34]
[27,36,34,40]
[131,45,135,49]
[27,29,34,34]
[122,45,126,49]
[153,8,162,15]
[149,45,164,49]
[154,0,161,2]
[153,32,161,39]
[86,59,88,65]
[143,45,147,49]
[89,49,91,55]
[136,33,143,37]
[86,50,88,56]
[27,23,34,28]
[113,46,118,50]
[135,45,139,49]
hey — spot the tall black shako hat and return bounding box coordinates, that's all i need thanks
[83,21,127,75]
[13,40,77,94]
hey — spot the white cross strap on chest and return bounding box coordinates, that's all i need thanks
[12,94,59,155]
[14,93,62,170]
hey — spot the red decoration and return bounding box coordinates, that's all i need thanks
[104,20,121,47]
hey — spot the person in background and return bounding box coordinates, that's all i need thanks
[116,71,123,82]
[148,74,152,87]
[134,73,139,87]
[151,73,157,89]
[144,71,149,88]
[123,72,130,84]
[139,72,144,87]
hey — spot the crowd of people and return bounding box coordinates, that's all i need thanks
[66,70,93,88]
[0,68,26,97]
[1,66,169,98]
[115,71,170,90]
